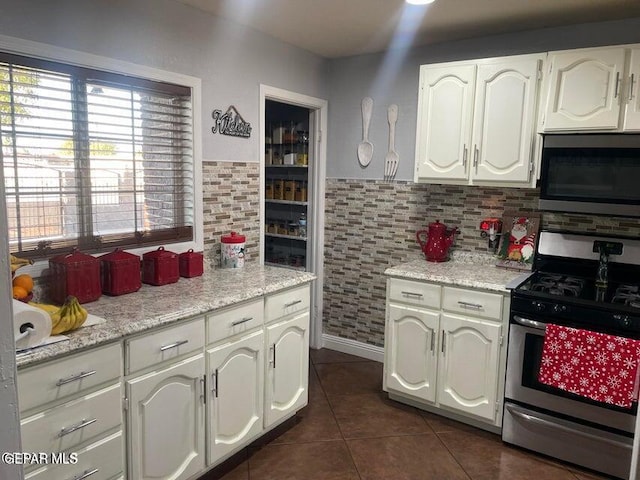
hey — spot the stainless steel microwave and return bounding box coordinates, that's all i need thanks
[539,134,640,217]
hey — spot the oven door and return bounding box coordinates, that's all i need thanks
[505,314,635,434]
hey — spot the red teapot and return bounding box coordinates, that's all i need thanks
[416,220,460,262]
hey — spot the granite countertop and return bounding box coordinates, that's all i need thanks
[385,252,531,293]
[16,264,315,369]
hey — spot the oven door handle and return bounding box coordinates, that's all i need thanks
[506,404,632,450]
[513,315,547,331]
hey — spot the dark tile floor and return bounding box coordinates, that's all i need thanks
[211,348,613,480]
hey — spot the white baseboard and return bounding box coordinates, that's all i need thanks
[320,334,384,363]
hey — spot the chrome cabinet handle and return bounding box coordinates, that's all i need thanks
[513,315,546,331]
[212,369,219,398]
[462,145,468,167]
[614,72,621,98]
[401,291,423,299]
[630,73,636,101]
[457,301,483,309]
[160,339,189,352]
[269,344,277,368]
[473,145,479,168]
[441,331,446,355]
[506,404,630,449]
[284,300,302,308]
[231,317,253,326]
[430,331,435,352]
[58,418,97,438]
[56,370,96,387]
[69,468,99,480]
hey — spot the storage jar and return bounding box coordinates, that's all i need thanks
[179,249,204,278]
[99,248,141,296]
[142,247,179,286]
[49,248,102,304]
[221,232,245,268]
[273,179,284,200]
[284,180,296,201]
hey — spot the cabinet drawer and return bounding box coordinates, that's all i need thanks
[388,278,441,309]
[126,317,205,375]
[21,383,121,456]
[265,284,310,323]
[207,298,263,344]
[18,342,122,413]
[25,430,123,480]
[442,286,503,320]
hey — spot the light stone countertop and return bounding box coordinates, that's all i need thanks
[385,253,532,293]
[16,264,315,369]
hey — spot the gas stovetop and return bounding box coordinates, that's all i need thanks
[511,231,640,335]
[518,272,640,308]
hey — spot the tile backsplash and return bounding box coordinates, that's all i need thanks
[323,179,640,347]
[202,161,260,268]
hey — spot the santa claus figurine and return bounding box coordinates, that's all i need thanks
[507,217,535,262]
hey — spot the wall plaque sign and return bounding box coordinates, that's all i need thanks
[211,105,252,138]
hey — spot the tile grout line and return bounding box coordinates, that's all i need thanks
[312,359,364,479]
[431,429,474,480]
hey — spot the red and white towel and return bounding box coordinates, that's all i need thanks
[538,324,640,408]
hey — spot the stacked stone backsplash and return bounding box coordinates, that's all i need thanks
[202,161,260,268]
[323,179,640,347]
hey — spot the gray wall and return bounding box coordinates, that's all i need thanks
[326,17,640,180]
[0,0,328,163]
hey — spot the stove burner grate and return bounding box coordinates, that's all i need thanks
[612,285,640,309]
[529,274,585,297]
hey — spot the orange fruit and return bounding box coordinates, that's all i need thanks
[12,274,33,293]
[12,285,29,300]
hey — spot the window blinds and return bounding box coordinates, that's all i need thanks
[0,53,193,258]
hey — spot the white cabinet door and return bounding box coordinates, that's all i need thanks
[385,303,439,403]
[543,48,626,131]
[472,56,542,183]
[127,354,205,480]
[264,311,309,428]
[415,64,475,182]
[624,48,640,131]
[207,329,264,466]
[437,313,501,422]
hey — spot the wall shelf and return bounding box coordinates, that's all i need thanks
[265,199,308,206]
[265,233,307,241]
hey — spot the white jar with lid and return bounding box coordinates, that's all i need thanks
[221,231,246,268]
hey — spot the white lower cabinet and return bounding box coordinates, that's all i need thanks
[437,313,501,422]
[264,311,310,428]
[207,329,264,464]
[25,431,124,480]
[18,282,312,480]
[386,304,439,403]
[18,343,124,479]
[384,278,507,429]
[126,353,205,480]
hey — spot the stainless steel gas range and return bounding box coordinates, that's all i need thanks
[503,231,640,479]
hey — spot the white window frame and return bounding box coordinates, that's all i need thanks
[0,34,203,277]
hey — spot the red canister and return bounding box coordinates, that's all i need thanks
[99,248,141,296]
[179,249,204,278]
[142,247,179,286]
[49,248,101,304]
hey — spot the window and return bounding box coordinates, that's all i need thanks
[0,52,194,259]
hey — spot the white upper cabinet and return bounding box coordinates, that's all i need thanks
[415,64,475,182]
[415,53,543,187]
[472,58,541,184]
[623,48,640,131]
[541,47,626,131]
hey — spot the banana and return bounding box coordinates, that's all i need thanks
[74,301,89,329]
[10,254,33,273]
[51,304,70,335]
[31,296,88,335]
[28,302,60,315]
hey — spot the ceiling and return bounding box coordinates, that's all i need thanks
[175,0,640,58]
